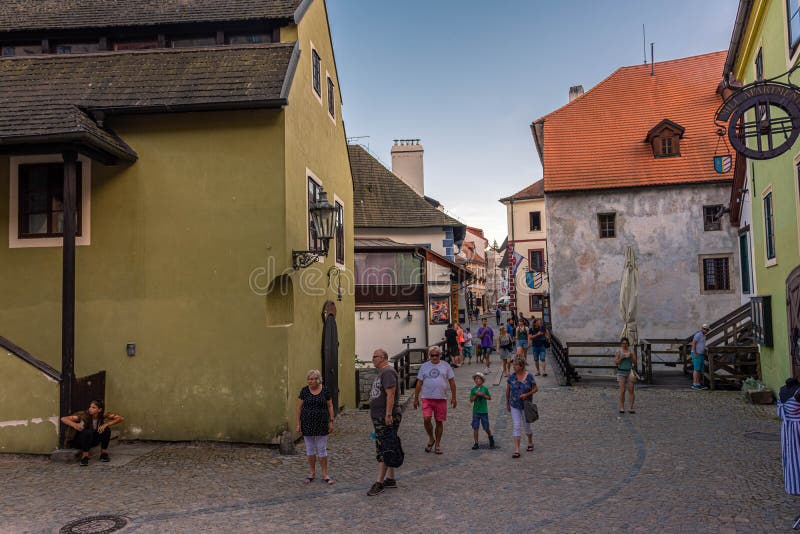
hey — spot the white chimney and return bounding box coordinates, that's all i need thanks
[569,85,584,102]
[391,139,424,196]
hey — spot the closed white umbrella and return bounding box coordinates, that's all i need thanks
[620,245,639,347]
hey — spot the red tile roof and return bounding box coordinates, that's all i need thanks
[500,179,544,202]
[532,51,732,192]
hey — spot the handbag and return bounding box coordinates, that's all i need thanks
[629,368,641,384]
[523,397,539,423]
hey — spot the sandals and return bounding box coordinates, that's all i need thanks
[323,477,334,485]
[526,444,534,452]
[435,447,443,455]
[512,452,521,458]
[304,476,315,484]
[425,442,434,453]
[628,410,636,414]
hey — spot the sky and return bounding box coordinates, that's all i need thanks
[327,0,740,245]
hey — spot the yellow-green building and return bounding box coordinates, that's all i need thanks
[0,0,355,453]
[723,0,800,390]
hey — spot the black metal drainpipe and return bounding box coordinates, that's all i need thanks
[59,151,78,448]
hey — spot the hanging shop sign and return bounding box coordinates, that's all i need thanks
[715,81,800,160]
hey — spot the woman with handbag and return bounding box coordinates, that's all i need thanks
[614,337,638,414]
[506,358,538,458]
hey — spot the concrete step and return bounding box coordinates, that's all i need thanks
[50,430,120,463]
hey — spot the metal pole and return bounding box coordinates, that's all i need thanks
[59,151,78,448]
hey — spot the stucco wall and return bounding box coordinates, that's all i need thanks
[354,308,426,363]
[505,196,549,316]
[547,184,741,342]
[0,352,59,453]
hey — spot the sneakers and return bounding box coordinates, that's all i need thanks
[472,443,480,450]
[489,435,496,449]
[79,457,89,466]
[367,482,385,496]
[483,367,491,374]
[691,384,708,390]
[99,453,110,462]
[382,477,397,489]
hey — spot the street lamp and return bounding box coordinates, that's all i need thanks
[293,188,337,270]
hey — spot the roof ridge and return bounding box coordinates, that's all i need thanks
[0,41,295,62]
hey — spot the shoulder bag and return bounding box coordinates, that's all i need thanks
[523,396,539,423]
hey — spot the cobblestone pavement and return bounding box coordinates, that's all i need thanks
[1,358,795,533]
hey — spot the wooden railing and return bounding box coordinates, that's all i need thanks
[355,341,444,407]
[549,334,579,386]
[557,341,653,384]
[704,345,759,390]
[0,335,61,381]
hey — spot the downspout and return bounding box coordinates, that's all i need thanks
[509,199,516,312]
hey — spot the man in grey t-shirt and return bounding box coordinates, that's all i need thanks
[691,324,710,390]
[367,349,401,496]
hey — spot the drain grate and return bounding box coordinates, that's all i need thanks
[744,431,780,442]
[60,515,128,534]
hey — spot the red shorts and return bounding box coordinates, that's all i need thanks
[421,398,447,422]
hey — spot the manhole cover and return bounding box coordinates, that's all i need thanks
[744,431,780,442]
[60,515,128,534]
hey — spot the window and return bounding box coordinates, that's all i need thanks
[703,205,723,231]
[755,48,764,81]
[739,233,752,294]
[227,33,272,45]
[764,191,776,261]
[18,162,83,238]
[307,176,323,251]
[335,201,344,264]
[113,39,158,51]
[647,119,684,157]
[788,0,800,53]
[2,44,42,56]
[312,49,321,97]
[598,213,616,238]
[528,249,544,272]
[327,76,335,119]
[701,255,732,292]
[529,211,541,231]
[661,137,674,156]
[529,294,543,312]
[751,295,773,346]
[54,42,99,54]
[353,252,424,305]
[170,36,216,48]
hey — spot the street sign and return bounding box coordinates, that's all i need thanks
[402,337,416,344]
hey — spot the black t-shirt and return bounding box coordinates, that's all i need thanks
[370,366,400,420]
[299,385,331,436]
[445,328,458,345]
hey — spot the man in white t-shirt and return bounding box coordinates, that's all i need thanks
[413,346,457,455]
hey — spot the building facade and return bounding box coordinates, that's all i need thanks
[0,0,355,453]
[500,180,550,322]
[723,0,800,390]
[532,52,742,343]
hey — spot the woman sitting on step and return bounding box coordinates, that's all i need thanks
[61,399,124,466]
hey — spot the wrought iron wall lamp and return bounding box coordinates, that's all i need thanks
[293,188,337,270]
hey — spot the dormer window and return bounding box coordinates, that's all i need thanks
[645,118,685,158]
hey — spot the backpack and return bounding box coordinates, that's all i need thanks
[380,428,405,468]
[499,329,512,347]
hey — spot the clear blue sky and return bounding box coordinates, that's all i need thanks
[327,0,740,244]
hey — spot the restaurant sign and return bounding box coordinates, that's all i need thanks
[716,81,800,160]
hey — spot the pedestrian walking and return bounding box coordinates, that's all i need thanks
[517,311,529,327]
[414,346,457,455]
[456,322,465,365]
[497,322,514,377]
[444,323,459,367]
[463,327,474,364]
[515,319,529,362]
[614,338,637,414]
[477,318,495,374]
[60,399,124,466]
[469,372,495,450]
[495,306,502,326]
[367,349,402,496]
[506,358,538,458]
[296,369,335,484]
[778,377,800,528]
[691,323,710,390]
[529,318,548,377]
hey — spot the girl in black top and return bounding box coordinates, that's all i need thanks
[296,369,335,484]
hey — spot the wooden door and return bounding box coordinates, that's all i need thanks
[322,303,339,414]
[788,266,800,378]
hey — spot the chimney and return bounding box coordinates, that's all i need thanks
[391,139,424,196]
[569,85,584,102]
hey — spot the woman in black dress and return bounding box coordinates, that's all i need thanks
[296,369,335,484]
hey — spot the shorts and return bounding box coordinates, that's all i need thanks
[471,413,490,431]
[516,340,529,350]
[463,346,473,358]
[482,347,494,356]
[372,412,402,463]
[616,371,631,384]
[532,346,547,362]
[691,352,705,372]
[500,346,513,360]
[421,398,448,422]
[446,342,459,356]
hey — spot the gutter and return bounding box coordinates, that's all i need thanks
[723,0,754,79]
[280,41,301,101]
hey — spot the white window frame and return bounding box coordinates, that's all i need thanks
[762,185,777,267]
[698,253,735,295]
[9,154,91,248]
[784,0,800,69]
[326,70,336,124]
[310,41,322,104]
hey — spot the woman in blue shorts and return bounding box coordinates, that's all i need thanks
[529,318,548,376]
[515,320,529,362]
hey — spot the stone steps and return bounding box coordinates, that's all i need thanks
[50,430,120,463]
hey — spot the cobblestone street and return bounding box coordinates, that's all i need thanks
[1,360,794,533]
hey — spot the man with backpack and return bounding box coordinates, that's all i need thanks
[367,348,403,496]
